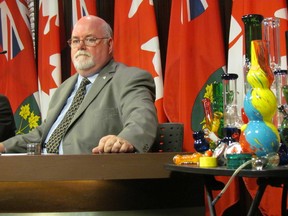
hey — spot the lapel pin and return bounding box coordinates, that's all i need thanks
[103,76,106,79]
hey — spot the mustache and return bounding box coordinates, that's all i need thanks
[74,50,91,58]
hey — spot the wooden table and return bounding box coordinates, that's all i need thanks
[0,153,204,213]
[165,164,288,216]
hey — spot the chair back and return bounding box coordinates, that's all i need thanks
[151,123,184,152]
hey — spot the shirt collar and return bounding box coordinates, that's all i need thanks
[77,73,99,85]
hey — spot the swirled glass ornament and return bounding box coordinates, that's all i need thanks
[240,40,280,157]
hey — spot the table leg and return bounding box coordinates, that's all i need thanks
[205,183,216,216]
[247,178,267,216]
[204,176,225,216]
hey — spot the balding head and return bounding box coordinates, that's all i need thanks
[70,16,113,77]
[73,16,112,39]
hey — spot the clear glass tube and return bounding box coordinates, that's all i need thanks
[262,17,286,128]
[221,73,242,128]
[262,17,281,73]
[275,70,288,105]
[274,70,288,128]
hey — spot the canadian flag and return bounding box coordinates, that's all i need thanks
[113,0,166,123]
[38,0,64,119]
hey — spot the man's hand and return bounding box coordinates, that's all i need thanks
[92,135,134,153]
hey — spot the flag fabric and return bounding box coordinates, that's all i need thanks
[113,0,166,123]
[228,1,288,215]
[38,0,65,120]
[70,0,97,75]
[164,1,237,215]
[164,0,226,151]
[71,0,97,26]
[0,0,41,134]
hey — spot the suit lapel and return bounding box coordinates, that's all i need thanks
[44,75,78,135]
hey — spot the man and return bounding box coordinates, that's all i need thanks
[0,94,16,142]
[0,16,158,154]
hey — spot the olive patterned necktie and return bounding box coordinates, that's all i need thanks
[46,77,90,154]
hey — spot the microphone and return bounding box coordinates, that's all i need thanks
[0,50,7,54]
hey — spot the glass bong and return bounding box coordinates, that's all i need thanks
[262,17,287,129]
[221,73,242,145]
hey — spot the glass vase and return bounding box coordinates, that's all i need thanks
[262,17,284,128]
[221,73,242,145]
[193,130,210,153]
[240,40,280,157]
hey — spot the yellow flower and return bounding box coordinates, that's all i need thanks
[16,104,41,134]
[19,104,31,120]
[28,112,40,129]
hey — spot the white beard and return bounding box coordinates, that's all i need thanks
[73,51,95,70]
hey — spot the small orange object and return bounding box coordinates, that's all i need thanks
[173,152,202,165]
[204,149,213,157]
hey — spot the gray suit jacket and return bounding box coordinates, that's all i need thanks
[4,60,158,154]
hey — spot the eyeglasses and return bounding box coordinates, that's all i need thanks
[67,37,109,48]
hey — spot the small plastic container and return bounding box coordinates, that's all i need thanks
[199,157,217,167]
[226,153,252,169]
